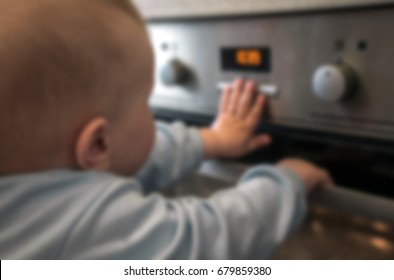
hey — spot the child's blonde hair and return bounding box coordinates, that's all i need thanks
[0,0,148,173]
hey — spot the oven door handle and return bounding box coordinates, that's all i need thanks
[199,161,394,225]
[312,186,394,225]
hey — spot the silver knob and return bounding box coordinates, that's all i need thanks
[160,59,190,86]
[312,64,358,103]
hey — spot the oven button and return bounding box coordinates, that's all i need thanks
[259,84,279,97]
[160,58,190,86]
[217,82,279,97]
[312,63,358,103]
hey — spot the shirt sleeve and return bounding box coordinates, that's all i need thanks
[60,165,307,260]
[135,122,204,193]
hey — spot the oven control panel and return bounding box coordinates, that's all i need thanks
[148,7,394,141]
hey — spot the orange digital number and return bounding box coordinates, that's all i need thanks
[236,50,262,66]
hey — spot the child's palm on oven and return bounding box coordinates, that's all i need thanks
[201,78,271,159]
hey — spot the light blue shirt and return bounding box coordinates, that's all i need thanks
[0,122,306,259]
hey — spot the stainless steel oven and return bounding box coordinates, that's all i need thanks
[133,0,394,258]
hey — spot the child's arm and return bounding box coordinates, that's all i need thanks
[135,122,205,192]
[136,79,271,191]
[61,159,330,259]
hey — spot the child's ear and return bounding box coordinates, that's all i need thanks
[75,117,111,171]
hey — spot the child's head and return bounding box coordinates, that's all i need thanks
[0,0,155,176]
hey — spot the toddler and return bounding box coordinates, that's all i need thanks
[0,0,331,259]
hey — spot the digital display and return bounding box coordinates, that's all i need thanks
[221,47,271,72]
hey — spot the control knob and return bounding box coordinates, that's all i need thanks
[160,58,190,86]
[312,63,358,103]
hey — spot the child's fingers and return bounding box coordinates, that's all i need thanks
[219,85,232,114]
[320,170,334,187]
[247,134,272,151]
[228,78,244,115]
[236,80,256,118]
[246,94,266,126]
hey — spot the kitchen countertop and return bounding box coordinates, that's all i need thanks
[164,169,394,260]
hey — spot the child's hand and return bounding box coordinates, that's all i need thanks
[201,78,271,159]
[278,159,333,192]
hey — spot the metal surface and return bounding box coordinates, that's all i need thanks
[133,0,394,19]
[149,7,394,142]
